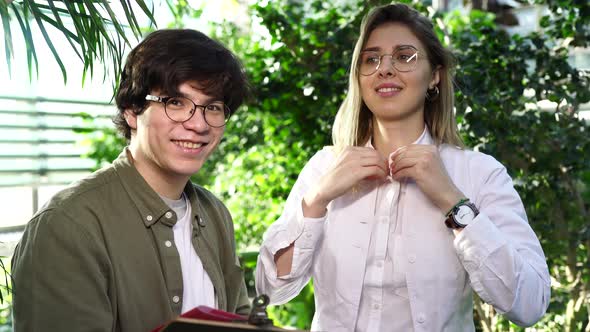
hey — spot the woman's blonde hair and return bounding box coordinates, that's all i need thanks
[332,3,463,151]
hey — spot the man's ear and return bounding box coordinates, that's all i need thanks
[124,109,138,130]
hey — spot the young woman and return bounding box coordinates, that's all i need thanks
[255,4,550,331]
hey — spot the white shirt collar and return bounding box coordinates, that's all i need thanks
[365,125,433,149]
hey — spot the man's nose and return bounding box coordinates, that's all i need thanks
[183,107,209,132]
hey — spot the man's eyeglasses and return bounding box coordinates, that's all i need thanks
[359,45,419,76]
[145,95,231,128]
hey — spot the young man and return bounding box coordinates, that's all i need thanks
[11,29,250,332]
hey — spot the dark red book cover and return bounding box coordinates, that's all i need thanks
[151,306,248,332]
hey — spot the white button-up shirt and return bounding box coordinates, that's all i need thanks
[255,129,550,332]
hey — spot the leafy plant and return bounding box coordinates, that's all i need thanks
[446,4,590,331]
[0,0,156,84]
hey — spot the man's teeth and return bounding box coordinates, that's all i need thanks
[175,141,203,149]
[378,87,400,93]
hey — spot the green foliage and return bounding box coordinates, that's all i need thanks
[446,3,590,331]
[0,258,12,330]
[80,128,127,170]
[536,0,590,48]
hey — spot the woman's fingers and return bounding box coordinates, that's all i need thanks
[361,164,389,180]
[390,157,419,178]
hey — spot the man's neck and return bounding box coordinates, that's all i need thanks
[125,148,188,200]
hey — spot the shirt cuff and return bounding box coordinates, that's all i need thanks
[453,213,507,275]
[277,215,325,280]
[266,204,325,263]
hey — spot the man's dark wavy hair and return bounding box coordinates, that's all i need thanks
[114,29,250,139]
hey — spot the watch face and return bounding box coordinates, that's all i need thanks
[454,205,476,226]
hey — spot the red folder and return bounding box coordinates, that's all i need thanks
[151,306,248,332]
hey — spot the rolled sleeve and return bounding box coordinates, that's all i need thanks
[282,216,325,279]
[256,148,333,304]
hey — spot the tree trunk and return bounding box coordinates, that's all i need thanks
[474,295,496,332]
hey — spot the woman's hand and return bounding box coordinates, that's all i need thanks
[303,147,388,217]
[389,145,464,213]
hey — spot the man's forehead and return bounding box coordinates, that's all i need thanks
[154,80,222,99]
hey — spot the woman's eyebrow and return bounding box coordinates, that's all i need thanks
[362,44,417,52]
[362,46,382,52]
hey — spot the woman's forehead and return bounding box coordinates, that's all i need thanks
[364,22,423,51]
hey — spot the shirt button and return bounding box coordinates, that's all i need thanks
[376,261,383,268]
[305,232,312,238]
[408,254,416,263]
[417,314,426,323]
[146,215,153,221]
[165,240,172,248]
[172,295,180,303]
[165,211,173,218]
[372,303,380,310]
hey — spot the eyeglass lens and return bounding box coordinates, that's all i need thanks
[164,96,229,127]
[359,46,418,76]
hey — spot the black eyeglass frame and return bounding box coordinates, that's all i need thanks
[145,94,231,128]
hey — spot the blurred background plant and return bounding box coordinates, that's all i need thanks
[2,0,589,331]
[0,0,155,85]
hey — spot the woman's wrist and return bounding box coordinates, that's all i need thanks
[302,189,329,218]
[438,189,465,215]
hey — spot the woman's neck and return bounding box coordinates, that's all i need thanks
[371,117,425,157]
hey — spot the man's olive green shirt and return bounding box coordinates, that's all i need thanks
[11,150,250,332]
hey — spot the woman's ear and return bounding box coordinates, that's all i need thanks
[124,109,138,130]
[429,65,441,89]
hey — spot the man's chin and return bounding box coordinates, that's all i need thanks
[176,162,206,178]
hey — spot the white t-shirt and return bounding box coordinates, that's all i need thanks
[161,193,216,313]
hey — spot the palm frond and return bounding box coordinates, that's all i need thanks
[11,2,38,81]
[45,0,83,61]
[1,1,14,76]
[29,2,68,82]
[2,0,157,84]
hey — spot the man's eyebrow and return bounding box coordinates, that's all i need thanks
[178,92,220,104]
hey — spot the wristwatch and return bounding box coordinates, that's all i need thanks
[445,199,479,229]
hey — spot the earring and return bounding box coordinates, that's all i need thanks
[426,86,440,101]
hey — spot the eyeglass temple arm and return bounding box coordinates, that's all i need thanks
[145,95,162,102]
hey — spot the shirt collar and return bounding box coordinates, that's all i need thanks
[365,125,433,149]
[112,147,197,228]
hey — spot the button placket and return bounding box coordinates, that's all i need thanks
[417,314,426,323]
